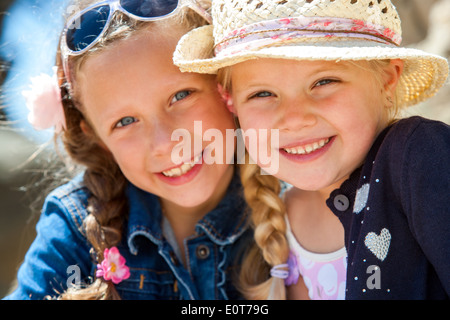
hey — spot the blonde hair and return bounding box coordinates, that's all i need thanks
[238,159,289,300]
[54,0,211,300]
[218,58,400,300]
[218,69,289,300]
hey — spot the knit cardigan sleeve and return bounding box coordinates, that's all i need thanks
[398,119,450,295]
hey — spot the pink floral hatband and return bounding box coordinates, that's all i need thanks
[215,16,402,58]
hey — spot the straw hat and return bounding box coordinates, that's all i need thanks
[174,0,449,108]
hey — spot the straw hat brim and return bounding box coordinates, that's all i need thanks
[174,25,449,108]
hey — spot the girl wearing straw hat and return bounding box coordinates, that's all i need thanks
[174,0,450,300]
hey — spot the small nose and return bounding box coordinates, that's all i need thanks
[148,117,179,158]
[276,95,317,132]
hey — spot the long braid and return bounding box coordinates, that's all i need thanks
[239,154,289,300]
[56,85,128,300]
[217,67,290,300]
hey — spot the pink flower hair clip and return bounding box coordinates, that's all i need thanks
[22,66,67,133]
[96,247,131,284]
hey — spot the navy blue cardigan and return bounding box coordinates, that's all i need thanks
[327,116,450,299]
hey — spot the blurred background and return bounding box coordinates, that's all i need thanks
[1,0,449,298]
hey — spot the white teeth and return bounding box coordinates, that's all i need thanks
[162,154,202,177]
[284,138,330,155]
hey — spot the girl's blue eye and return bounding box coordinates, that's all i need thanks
[251,91,273,99]
[315,79,338,87]
[116,116,137,128]
[171,90,191,104]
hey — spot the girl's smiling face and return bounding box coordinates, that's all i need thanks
[76,26,235,209]
[230,58,402,192]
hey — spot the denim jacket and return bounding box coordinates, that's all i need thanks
[4,170,251,300]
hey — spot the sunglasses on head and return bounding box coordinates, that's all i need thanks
[60,0,211,90]
[61,0,210,55]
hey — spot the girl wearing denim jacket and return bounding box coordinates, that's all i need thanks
[4,0,251,300]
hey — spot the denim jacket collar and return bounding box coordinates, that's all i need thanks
[126,170,248,255]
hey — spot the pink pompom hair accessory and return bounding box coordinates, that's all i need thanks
[96,247,131,284]
[22,66,67,133]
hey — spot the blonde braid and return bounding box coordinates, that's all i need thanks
[239,154,289,300]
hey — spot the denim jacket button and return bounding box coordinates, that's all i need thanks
[169,251,179,266]
[196,245,210,259]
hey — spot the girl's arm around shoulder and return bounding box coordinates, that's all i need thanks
[3,187,94,300]
[397,117,450,294]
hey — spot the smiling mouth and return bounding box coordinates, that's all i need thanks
[283,138,331,155]
[161,153,202,178]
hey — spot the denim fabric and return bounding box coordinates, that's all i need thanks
[4,170,251,300]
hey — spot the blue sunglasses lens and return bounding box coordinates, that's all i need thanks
[121,0,178,17]
[66,4,110,52]
[65,0,180,53]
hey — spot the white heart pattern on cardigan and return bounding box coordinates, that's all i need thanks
[364,228,391,262]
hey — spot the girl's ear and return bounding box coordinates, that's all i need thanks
[80,119,92,136]
[217,84,236,114]
[384,59,404,96]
